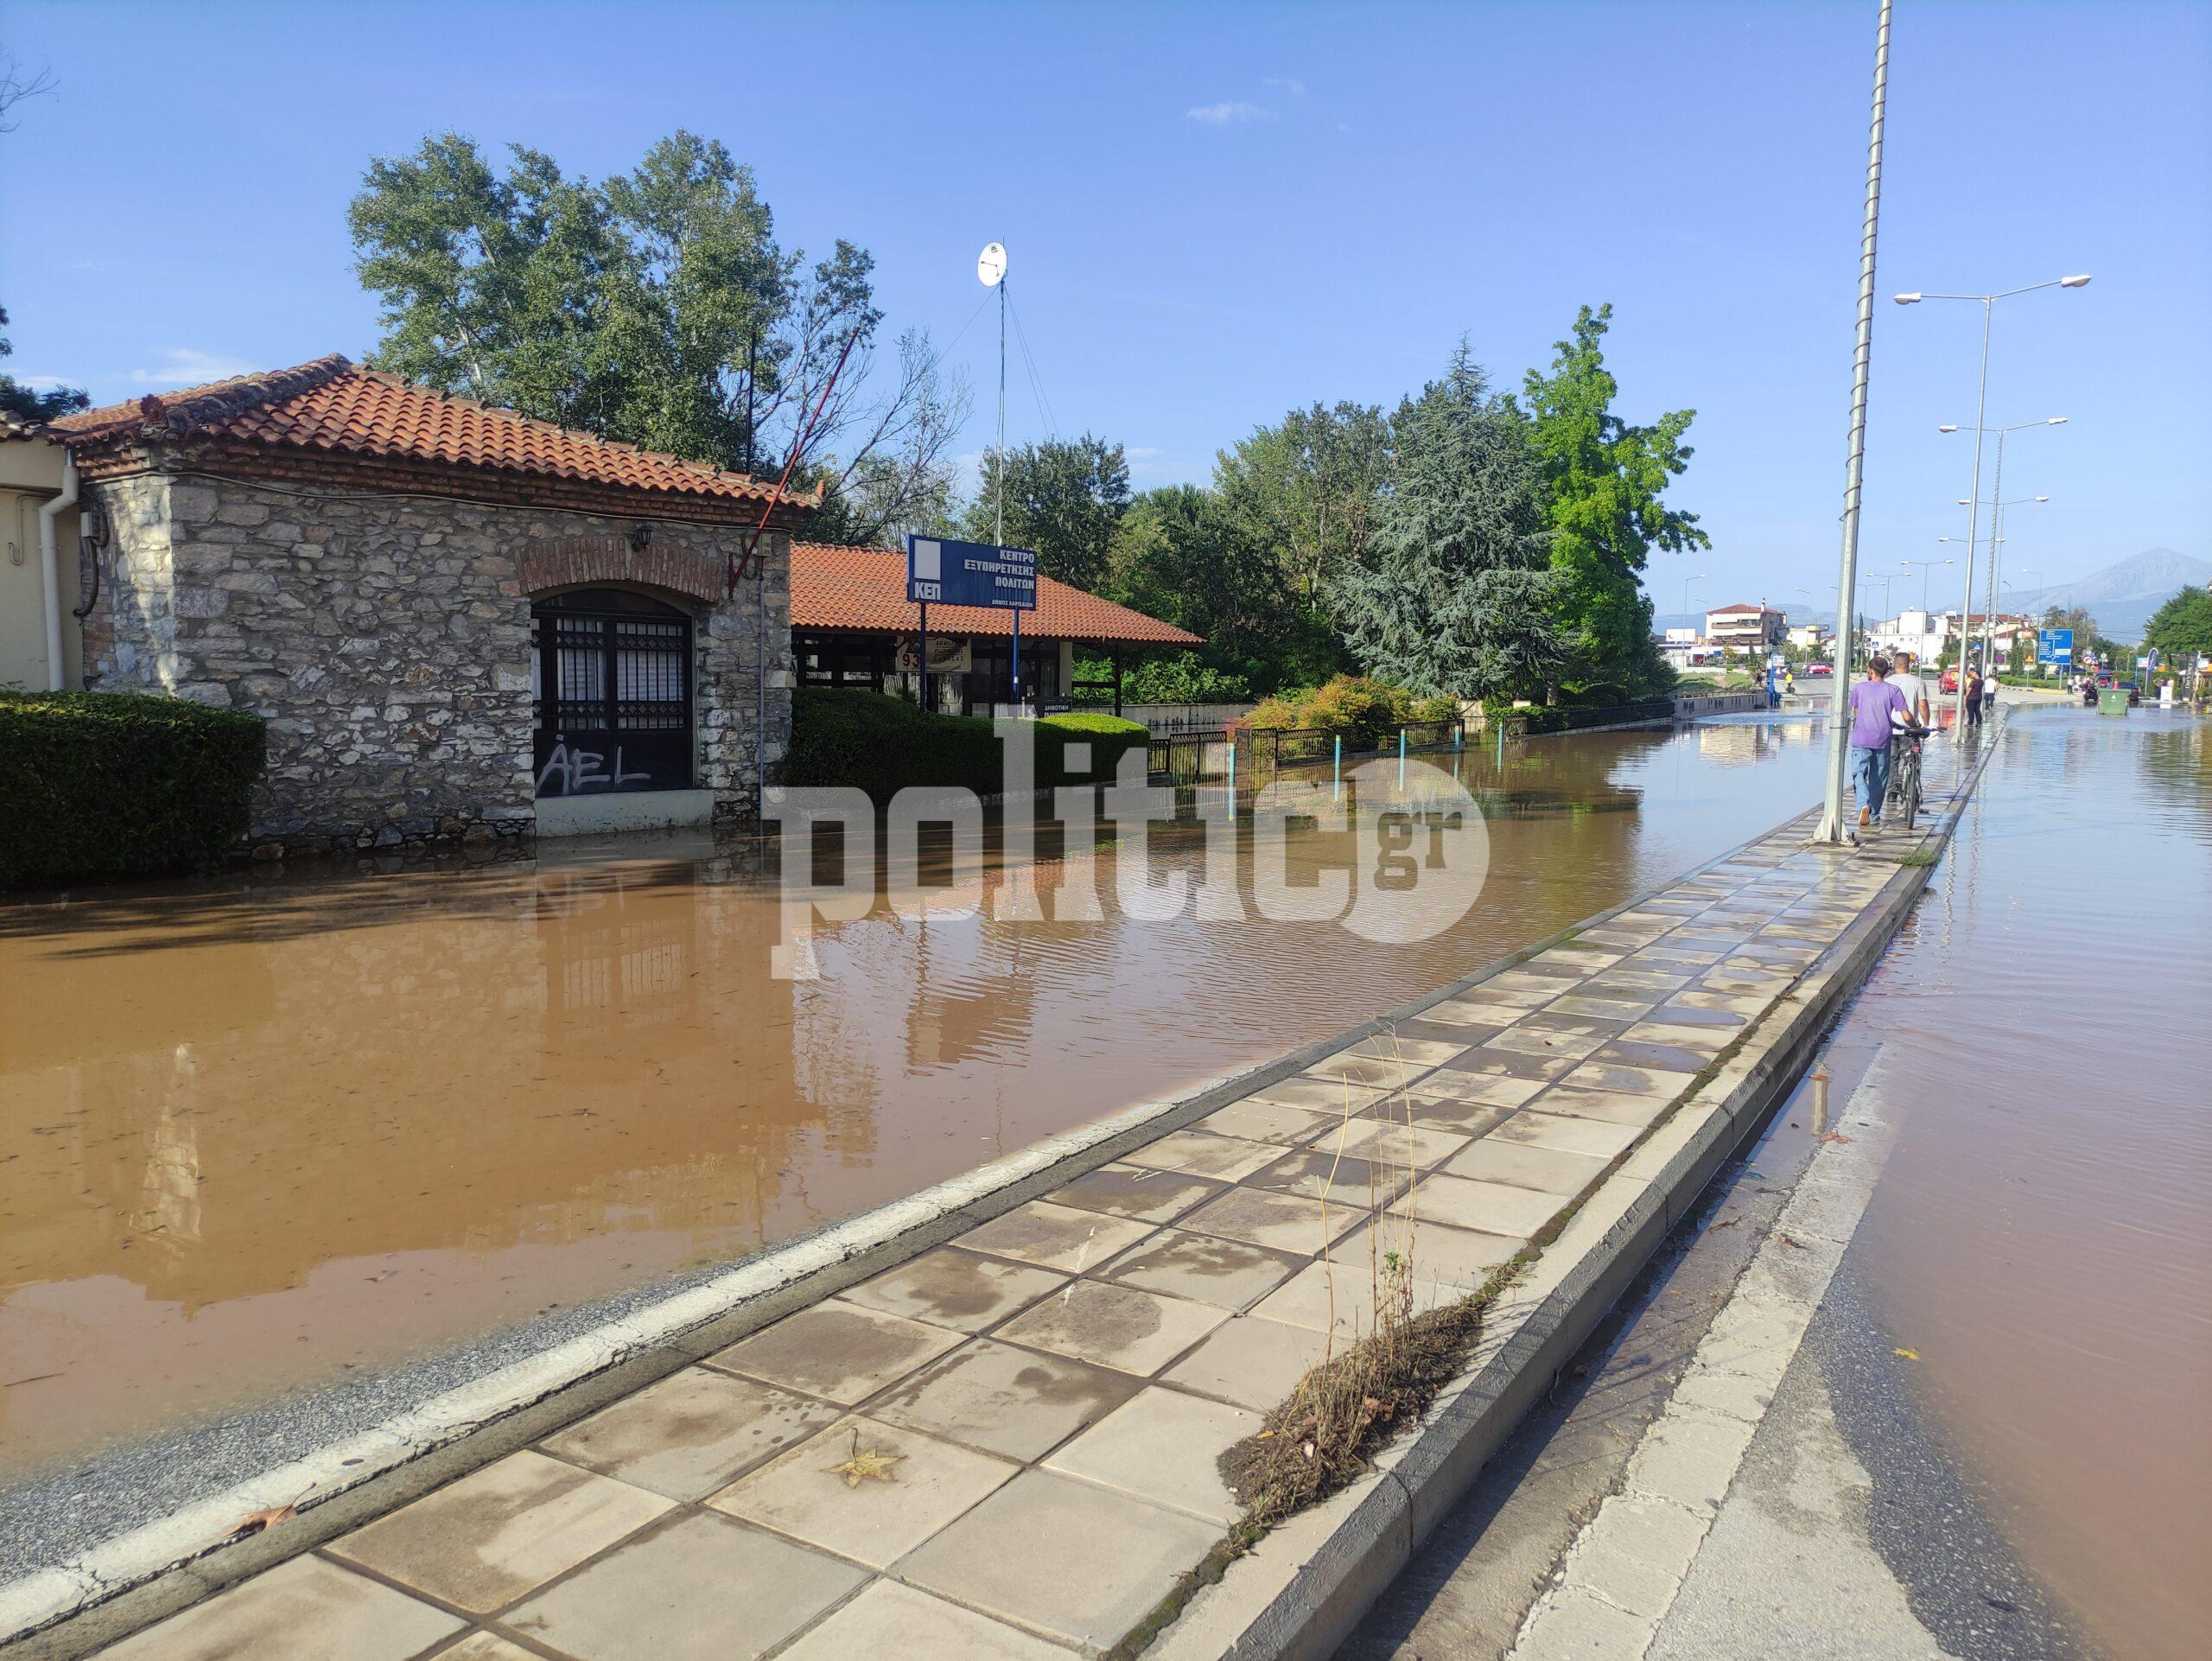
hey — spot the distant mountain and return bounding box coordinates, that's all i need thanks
[2004,548,2211,641]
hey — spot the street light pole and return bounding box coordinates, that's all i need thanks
[1941,416,2065,695]
[1900,555,1952,611]
[1896,283,2088,736]
[1817,0,1893,845]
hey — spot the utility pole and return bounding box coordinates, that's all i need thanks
[1817,0,1893,844]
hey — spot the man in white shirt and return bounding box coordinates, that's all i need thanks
[1887,660,1931,731]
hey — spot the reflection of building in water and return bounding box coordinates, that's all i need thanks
[0,845,815,1317]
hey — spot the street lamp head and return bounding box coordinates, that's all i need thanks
[2059,274,2092,289]
[1957,499,1972,506]
[2034,494,2050,502]
[1938,423,1961,433]
[2047,417,2068,425]
[1893,293,1923,305]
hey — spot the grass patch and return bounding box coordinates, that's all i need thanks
[1894,847,1941,867]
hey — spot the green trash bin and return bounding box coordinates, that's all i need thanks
[2098,686,2130,715]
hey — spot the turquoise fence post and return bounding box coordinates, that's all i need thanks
[1333,734,1342,800]
[1398,728,1407,789]
[1226,735,1236,811]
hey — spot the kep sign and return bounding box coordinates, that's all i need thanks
[906,535,1038,611]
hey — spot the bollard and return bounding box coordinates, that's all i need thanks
[1810,1062,1830,1136]
[1398,728,1407,790]
[1226,737,1236,812]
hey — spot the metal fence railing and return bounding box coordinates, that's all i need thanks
[1147,720,1466,788]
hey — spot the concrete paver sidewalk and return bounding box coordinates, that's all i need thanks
[92,803,1931,1661]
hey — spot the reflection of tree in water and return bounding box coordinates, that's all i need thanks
[2135,720,2212,849]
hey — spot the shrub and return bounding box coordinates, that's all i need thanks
[1245,675,1459,749]
[784,688,1148,805]
[0,690,267,888]
[1108,651,1255,704]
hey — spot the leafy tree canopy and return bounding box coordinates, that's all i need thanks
[349,130,966,546]
[964,434,1129,593]
[1515,303,1706,697]
[2143,584,2212,663]
[1215,401,1392,610]
[0,307,88,423]
[1327,344,1562,703]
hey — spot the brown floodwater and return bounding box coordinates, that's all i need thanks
[0,718,1831,1478]
[1840,709,2211,1660]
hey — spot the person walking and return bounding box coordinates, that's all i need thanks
[1964,661,1986,730]
[1889,656,1931,732]
[1847,657,1910,837]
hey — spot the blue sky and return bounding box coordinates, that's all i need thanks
[4,1,2207,619]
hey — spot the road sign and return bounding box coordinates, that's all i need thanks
[2037,627,2074,666]
[906,535,1038,611]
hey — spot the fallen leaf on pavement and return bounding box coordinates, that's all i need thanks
[229,1503,296,1538]
[1893,1347,1921,1361]
[1815,1131,1854,1145]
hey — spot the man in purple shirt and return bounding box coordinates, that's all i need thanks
[1847,658,1910,834]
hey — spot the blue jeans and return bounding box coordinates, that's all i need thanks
[1852,744,1891,820]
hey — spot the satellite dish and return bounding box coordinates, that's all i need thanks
[977,242,1007,288]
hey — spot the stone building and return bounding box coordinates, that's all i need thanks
[48,356,813,848]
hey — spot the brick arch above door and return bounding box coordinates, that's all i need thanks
[518,532,725,605]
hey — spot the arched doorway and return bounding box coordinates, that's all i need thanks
[531,589,695,798]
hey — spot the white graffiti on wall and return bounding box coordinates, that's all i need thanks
[537,740,652,797]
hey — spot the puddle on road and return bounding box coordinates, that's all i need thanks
[1,719,1829,1478]
[1840,710,2211,1660]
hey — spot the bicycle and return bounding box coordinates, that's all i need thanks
[1886,724,1928,832]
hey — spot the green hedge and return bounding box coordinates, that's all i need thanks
[0,690,267,888]
[785,688,1148,805]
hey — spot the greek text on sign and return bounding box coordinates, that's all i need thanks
[906,535,1039,611]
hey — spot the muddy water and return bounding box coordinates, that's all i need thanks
[1,717,1827,1477]
[1842,710,2210,1659]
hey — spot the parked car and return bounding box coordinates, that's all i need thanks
[1940,668,1959,694]
[1805,662,1834,679]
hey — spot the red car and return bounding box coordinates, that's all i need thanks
[1940,668,1959,694]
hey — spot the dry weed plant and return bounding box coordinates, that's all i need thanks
[1224,1022,1513,1534]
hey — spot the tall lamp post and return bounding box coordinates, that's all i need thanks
[1941,415,2066,687]
[1895,279,2088,735]
[1815,0,1893,845]
[1899,555,1952,612]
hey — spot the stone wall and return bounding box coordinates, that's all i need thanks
[81,471,791,849]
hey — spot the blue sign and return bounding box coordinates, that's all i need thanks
[2037,627,2074,665]
[906,535,1038,611]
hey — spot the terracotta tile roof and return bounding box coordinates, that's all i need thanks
[51,355,813,511]
[792,542,1201,647]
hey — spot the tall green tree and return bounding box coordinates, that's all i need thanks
[2041,602,2101,644]
[1215,402,1393,609]
[349,130,967,544]
[2143,585,2212,664]
[1516,304,1707,696]
[0,307,87,422]
[1328,345,1561,702]
[966,434,1130,592]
